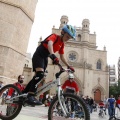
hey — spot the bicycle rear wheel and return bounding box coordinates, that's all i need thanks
[48,93,90,120]
[0,84,22,120]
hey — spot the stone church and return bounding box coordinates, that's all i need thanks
[41,15,109,102]
[0,0,109,102]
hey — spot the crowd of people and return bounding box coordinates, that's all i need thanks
[80,94,120,119]
[1,73,120,119]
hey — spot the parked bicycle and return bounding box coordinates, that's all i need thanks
[0,63,90,120]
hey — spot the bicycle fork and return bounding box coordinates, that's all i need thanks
[57,79,69,117]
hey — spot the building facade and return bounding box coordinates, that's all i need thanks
[118,57,120,80]
[0,0,38,84]
[43,16,109,102]
[109,65,117,86]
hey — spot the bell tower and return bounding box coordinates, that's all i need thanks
[81,19,90,42]
[59,15,69,29]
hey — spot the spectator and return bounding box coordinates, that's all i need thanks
[6,75,25,115]
[84,96,90,112]
[92,100,97,112]
[107,95,116,118]
[103,96,108,114]
[89,97,94,113]
[7,75,25,98]
[62,73,79,95]
[116,96,120,110]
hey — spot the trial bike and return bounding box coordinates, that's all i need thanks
[0,63,90,120]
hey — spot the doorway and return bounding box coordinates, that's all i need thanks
[94,89,101,103]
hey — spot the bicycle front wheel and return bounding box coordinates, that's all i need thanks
[0,84,22,120]
[48,93,90,120]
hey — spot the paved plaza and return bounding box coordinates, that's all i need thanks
[13,105,111,120]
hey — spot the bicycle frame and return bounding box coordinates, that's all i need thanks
[6,64,71,117]
[36,77,68,116]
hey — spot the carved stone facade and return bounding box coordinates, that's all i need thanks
[45,16,109,102]
[0,2,109,102]
[0,0,38,84]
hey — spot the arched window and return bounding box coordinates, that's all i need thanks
[78,34,81,41]
[96,60,101,70]
[78,34,81,38]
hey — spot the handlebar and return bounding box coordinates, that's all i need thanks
[55,63,74,78]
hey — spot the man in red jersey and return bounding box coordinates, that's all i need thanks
[62,73,79,118]
[23,25,76,105]
[98,100,106,115]
[62,73,79,95]
[7,75,25,99]
[6,75,25,115]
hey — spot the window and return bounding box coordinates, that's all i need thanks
[78,34,81,41]
[69,53,76,61]
[78,34,81,37]
[68,52,78,62]
[96,60,101,70]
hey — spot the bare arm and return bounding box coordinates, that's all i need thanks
[48,41,54,54]
[60,54,69,67]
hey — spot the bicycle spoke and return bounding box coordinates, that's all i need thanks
[48,94,90,120]
[0,84,22,120]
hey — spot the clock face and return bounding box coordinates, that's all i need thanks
[68,52,77,62]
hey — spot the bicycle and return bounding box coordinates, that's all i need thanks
[98,106,105,118]
[0,63,90,120]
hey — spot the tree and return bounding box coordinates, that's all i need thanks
[109,80,120,99]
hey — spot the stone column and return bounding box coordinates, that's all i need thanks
[0,0,38,84]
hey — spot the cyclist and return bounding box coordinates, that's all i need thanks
[23,25,76,105]
[62,74,80,118]
[62,73,79,95]
[98,100,106,116]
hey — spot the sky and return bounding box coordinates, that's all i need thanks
[27,0,120,69]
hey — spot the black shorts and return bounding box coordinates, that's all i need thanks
[32,45,49,72]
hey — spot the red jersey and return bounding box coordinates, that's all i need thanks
[116,99,120,104]
[42,34,64,54]
[99,102,104,107]
[7,82,25,96]
[62,80,79,93]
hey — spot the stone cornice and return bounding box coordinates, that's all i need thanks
[0,0,34,22]
[67,41,97,49]
[60,61,92,69]
[0,45,26,57]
